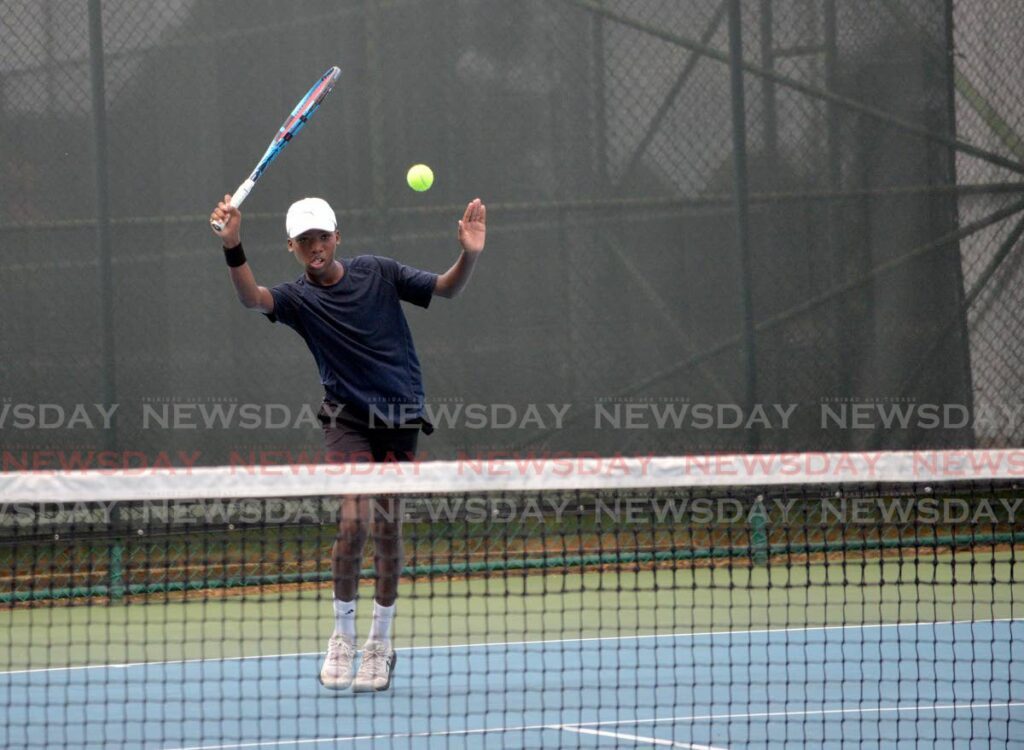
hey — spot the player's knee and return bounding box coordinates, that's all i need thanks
[371,519,401,544]
[337,518,368,548]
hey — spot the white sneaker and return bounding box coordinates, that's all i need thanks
[352,640,396,692]
[319,635,357,690]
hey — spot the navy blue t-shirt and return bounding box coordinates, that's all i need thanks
[266,255,437,424]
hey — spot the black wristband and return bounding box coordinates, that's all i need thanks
[223,243,246,268]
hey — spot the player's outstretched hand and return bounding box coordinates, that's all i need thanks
[458,198,486,255]
[210,194,241,247]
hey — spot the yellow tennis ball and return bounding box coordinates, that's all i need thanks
[407,164,434,192]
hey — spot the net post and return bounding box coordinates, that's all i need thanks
[107,503,125,602]
[107,540,125,601]
[749,493,769,566]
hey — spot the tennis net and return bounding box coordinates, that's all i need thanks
[1,450,1022,748]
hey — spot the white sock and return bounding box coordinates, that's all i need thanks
[333,599,357,642]
[368,600,396,644]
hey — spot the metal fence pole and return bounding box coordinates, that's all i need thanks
[88,0,123,601]
[759,0,778,172]
[88,0,115,449]
[727,0,759,451]
[823,0,852,447]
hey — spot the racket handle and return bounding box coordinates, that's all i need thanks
[211,178,256,231]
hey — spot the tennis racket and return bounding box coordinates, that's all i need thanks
[212,65,342,231]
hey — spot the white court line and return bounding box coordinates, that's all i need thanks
[2,616,1018,677]
[559,725,728,750]
[162,722,559,750]
[158,701,1024,750]
[567,700,1024,730]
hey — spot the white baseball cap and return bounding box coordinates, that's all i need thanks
[286,197,337,238]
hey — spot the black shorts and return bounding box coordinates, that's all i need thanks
[318,401,419,464]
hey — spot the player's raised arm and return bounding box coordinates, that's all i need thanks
[210,194,274,313]
[434,198,486,299]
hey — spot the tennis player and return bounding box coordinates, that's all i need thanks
[210,194,486,691]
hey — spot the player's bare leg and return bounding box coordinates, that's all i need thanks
[353,497,401,692]
[319,495,368,689]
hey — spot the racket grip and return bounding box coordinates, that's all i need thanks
[211,178,256,231]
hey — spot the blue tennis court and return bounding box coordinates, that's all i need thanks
[3,619,1022,749]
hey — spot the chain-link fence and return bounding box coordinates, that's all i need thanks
[1,0,1022,464]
